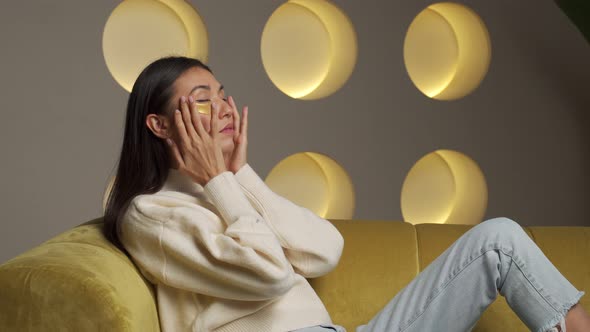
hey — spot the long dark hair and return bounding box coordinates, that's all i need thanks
[103,56,212,255]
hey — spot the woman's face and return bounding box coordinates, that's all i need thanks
[168,66,235,155]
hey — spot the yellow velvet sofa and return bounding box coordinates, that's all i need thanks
[0,217,588,331]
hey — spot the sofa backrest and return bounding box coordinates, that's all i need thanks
[1,218,588,331]
[309,220,590,331]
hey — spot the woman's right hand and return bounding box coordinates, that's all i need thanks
[166,95,227,186]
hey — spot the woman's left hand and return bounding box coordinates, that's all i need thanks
[227,96,248,174]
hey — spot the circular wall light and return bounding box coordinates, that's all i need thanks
[102,0,208,92]
[261,0,357,100]
[403,2,491,100]
[265,152,355,219]
[401,150,487,225]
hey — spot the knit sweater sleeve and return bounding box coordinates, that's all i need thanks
[234,164,344,278]
[119,171,296,301]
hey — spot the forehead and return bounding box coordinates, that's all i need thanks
[174,66,221,95]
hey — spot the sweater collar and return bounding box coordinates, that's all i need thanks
[159,168,204,194]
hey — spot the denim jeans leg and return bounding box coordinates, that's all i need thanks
[355,217,585,332]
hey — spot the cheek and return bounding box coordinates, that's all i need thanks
[200,115,211,131]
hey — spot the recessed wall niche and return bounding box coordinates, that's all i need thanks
[403,2,491,100]
[265,152,355,219]
[401,150,488,225]
[102,0,208,92]
[261,0,357,100]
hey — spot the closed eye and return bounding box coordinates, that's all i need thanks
[196,97,228,103]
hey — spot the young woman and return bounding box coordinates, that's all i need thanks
[103,56,589,332]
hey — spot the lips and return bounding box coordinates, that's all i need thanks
[220,124,234,132]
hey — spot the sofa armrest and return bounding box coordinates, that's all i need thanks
[0,223,160,331]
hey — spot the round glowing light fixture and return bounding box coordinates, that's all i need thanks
[102,0,208,92]
[265,152,355,219]
[401,150,488,225]
[403,2,491,100]
[261,0,357,100]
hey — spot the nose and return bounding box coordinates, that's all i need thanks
[211,97,232,119]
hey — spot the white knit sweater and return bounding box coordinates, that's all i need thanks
[119,164,344,332]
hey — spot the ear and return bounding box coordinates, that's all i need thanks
[145,114,172,139]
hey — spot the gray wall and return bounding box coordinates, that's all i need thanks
[1,0,589,264]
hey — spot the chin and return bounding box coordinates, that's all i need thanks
[221,141,235,155]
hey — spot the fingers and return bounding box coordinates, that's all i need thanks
[241,106,248,141]
[189,96,207,138]
[180,96,200,140]
[188,96,208,138]
[166,137,185,169]
[229,96,240,138]
[173,106,191,148]
[209,103,221,137]
[228,95,237,110]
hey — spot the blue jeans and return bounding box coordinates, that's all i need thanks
[293,218,585,332]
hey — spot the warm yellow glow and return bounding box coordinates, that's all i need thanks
[261,0,357,100]
[404,2,491,100]
[404,9,458,98]
[401,150,488,225]
[265,152,355,219]
[261,3,331,99]
[102,175,116,213]
[102,0,208,92]
[159,0,208,63]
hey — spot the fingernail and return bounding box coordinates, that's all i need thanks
[188,95,194,103]
[175,109,180,114]
[166,138,173,146]
[181,96,186,103]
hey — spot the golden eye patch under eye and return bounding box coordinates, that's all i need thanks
[194,100,211,115]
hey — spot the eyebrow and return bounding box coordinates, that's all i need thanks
[188,84,224,95]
